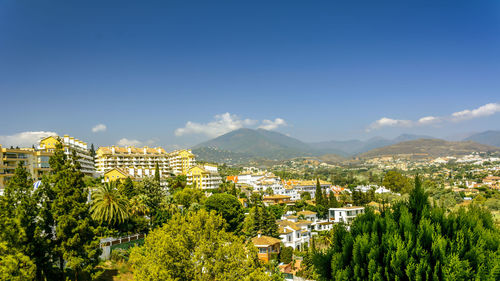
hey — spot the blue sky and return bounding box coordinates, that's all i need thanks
[0,0,499,148]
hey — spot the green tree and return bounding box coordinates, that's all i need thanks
[90,181,129,225]
[154,162,160,183]
[382,171,412,194]
[167,175,187,191]
[42,142,101,279]
[129,209,273,281]
[0,162,50,280]
[315,179,324,206]
[173,187,205,209]
[0,242,36,281]
[118,177,135,199]
[280,246,293,264]
[204,193,244,232]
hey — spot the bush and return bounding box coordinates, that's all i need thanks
[111,248,129,262]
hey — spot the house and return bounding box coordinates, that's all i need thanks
[278,220,311,250]
[297,210,317,221]
[263,194,291,205]
[328,207,365,224]
[251,235,281,263]
[104,168,131,182]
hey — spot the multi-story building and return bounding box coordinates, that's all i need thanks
[282,179,331,199]
[95,147,196,178]
[0,145,50,191]
[38,135,95,176]
[328,206,365,224]
[278,220,311,250]
[1,134,93,191]
[186,164,222,189]
[168,149,196,175]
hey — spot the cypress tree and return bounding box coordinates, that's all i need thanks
[43,142,101,279]
[154,162,161,183]
[315,178,324,207]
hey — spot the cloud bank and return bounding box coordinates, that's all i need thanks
[117,137,159,147]
[367,102,500,131]
[92,124,107,133]
[0,131,58,147]
[175,113,287,138]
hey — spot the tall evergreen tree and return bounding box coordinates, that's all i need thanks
[0,162,51,280]
[315,178,324,207]
[90,143,96,158]
[154,162,160,183]
[42,142,101,279]
[119,176,135,199]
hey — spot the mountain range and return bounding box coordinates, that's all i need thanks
[192,128,500,164]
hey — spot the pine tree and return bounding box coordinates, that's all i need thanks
[408,175,429,224]
[43,142,101,279]
[119,176,135,199]
[90,143,96,158]
[0,162,51,280]
[154,162,160,183]
[315,179,324,207]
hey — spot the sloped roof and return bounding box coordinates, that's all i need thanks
[251,235,281,247]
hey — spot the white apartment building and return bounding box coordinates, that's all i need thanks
[328,207,365,224]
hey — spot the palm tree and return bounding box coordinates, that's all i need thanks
[129,194,150,216]
[90,181,129,225]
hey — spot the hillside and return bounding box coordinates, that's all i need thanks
[193,128,315,161]
[464,130,500,147]
[309,134,433,155]
[359,139,500,159]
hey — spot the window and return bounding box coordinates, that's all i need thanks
[259,248,267,254]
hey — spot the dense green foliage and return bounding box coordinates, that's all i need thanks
[129,209,275,281]
[313,177,500,281]
[204,193,244,232]
[90,182,129,225]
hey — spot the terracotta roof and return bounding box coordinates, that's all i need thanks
[279,227,293,234]
[251,235,281,247]
[263,195,291,200]
[297,210,317,216]
[296,220,313,226]
[278,220,301,231]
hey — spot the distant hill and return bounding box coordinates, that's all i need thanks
[464,130,500,147]
[359,139,500,159]
[192,128,315,161]
[309,134,433,155]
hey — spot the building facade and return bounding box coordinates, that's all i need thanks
[95,147,196,178]
[38,135,95,176]
[185,164,222,189]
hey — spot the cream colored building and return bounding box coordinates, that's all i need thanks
[0,145,52,191]
[186,164,222,189]
[95,147,196,179]
[38,135,95,176]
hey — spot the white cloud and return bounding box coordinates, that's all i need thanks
[175,113,259,138]
[367,102,500,131]
[0,131,57,147]
[116,137,158,147]
[451,103,500,121]
[417,116,439,125]
[117,138,143,146]
[367,118,412,131]
[258,118,287,130]
[92,124,107,133]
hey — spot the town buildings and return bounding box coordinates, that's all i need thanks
[38,135,95,176]
[328,207,365,224]
[1,134,94,191]
[185,164,222,189]
[251,235,281,263]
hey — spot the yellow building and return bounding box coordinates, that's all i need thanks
[95,146,196,178]
[0,145,51,190]
[38,135,95,176]
[186,164,222,189]
[103,168,130,182]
